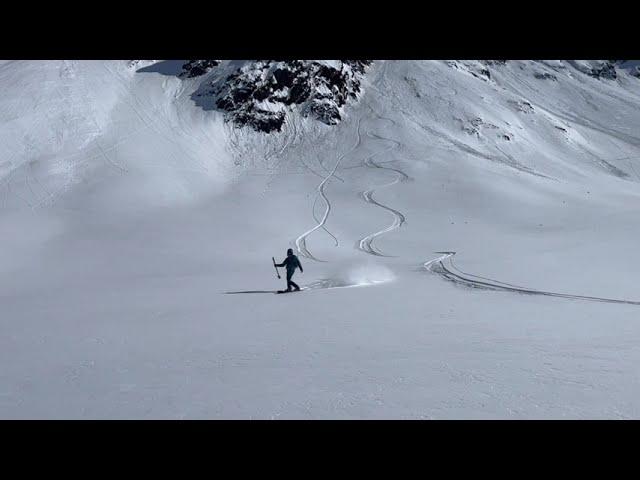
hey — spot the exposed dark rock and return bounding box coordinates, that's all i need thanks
[588,61,617,80]
[252,85,271,102]
[180,60,220,78]
[470,68,491,80]
[198,60,372,133]
[289,81,312,104]
[534,72,557,81]
[310,100,341,125]
[273,68,296,89]
[508,99,535,113]
[234,108,286,133]
[460,117,482,137]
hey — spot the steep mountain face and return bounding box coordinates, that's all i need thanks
[191,60,372,132]
[180,59,639,134]
[2,59,640,210]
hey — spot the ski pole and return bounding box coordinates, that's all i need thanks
[272,257,281,279]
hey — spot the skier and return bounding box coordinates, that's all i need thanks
[275,248,303,292]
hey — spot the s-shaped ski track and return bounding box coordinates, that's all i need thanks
[294,117,363,261]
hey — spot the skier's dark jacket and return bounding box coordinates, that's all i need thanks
[276,254,303,274]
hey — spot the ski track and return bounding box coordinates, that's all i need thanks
[224,278,387,295]
[311,193,339,246]
[356,118,410,257]
[424,252,640,306]
[294,117,363,262]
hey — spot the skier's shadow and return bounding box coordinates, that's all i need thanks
[224,290,278,294]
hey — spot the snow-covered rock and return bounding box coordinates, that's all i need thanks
[569,60,618,80]
[193,60,372,132]
[179,60,220,78]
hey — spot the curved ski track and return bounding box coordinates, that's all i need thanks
[294,117,363,261]
[356,130,410,256]
[424,252,640,306]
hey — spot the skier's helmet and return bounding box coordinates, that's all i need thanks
[287,248,294,256]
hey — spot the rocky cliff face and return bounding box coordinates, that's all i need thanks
[191,60,372,132]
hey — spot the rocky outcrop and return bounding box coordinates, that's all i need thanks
[508,99,535,113]
[180,60,220,78]
[588,61,617,80]
[534,72,558,81]
[569,60,618,80]
[194,60,372,133]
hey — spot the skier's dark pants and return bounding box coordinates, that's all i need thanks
[286,270,300,291]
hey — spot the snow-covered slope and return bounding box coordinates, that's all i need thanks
[2,60,640,419]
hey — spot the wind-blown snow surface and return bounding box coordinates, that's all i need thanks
[2,60,640,419]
